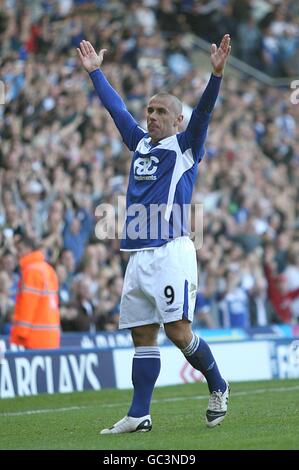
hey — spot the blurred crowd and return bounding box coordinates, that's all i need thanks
[0,0,299,335]
[182,0,299,77]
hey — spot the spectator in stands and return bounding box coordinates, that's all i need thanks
[61,275,99,332]
[10,236,61,349]
[42,200,65,264]
[0,272,14,335]
[263,244,299,324]
[194,291,215,329]
[219,269,251,328]
[281,249,299,323]
[59,249,76,291]
[0,250,19,301]
[104,275,123,330]
[63,204,93,266]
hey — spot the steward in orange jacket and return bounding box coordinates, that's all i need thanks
[10,237,61,349]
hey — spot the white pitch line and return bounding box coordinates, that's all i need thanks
[1,406,85,417]
[1,384,299,417]
[104,384,299,407]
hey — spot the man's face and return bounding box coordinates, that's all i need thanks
[146,96,182,143]
[14,239,29,258]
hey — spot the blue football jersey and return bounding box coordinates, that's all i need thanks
[120,132,203,250]
[89,70,222,251]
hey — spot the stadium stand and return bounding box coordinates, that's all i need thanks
[0,0,299,334]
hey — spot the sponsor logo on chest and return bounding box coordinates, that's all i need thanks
[134,156,159,181]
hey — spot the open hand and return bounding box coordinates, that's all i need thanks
[77,40,107,73]
[211,34,231,76]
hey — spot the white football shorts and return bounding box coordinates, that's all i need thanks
[119,236,198,329]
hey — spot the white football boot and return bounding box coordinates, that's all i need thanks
[206,381,230,428]
[101,415,152,434]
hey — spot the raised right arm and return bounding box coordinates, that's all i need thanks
[77,40,145,151]
[178,35,231,162]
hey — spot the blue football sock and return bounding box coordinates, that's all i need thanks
[182,334,226,393]
[128,346,161,418]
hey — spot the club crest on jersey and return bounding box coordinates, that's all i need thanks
[134,156,159,181]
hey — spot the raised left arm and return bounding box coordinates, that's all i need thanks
[182,35,231,160]
[211,34,231,77]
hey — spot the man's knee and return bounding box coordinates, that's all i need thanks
[164,320,193,349]
[131,324,160,347]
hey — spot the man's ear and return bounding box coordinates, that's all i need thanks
[176,114,184,126]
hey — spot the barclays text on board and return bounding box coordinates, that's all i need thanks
[0,349,116,398]
[1,338,299,398]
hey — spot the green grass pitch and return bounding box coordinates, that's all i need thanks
[0,379,298,450]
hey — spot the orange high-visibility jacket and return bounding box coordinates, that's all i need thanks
[10,251,61,349]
